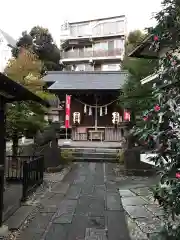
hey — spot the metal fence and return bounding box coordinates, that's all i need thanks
[6,155,44,201]
[6,156,24,181]
[22,156,44,201]
[0,166,4,226]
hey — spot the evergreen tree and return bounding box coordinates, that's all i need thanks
[134,0,180,238]
[12,26,62,71]
[121,30,157,123]
[5,49,53,157]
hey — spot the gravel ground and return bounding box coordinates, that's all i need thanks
[5,166,72,240]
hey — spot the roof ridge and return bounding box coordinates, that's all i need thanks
[47,70,128,74]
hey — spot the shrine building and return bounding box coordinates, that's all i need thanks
[43,70,130,142]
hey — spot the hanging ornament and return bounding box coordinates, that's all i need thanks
[105,106,107,115]
[84,104,87,113]
[112,112,120,124]
[73,112,81,124]
[89,106,92,116]
[100,107,103,116]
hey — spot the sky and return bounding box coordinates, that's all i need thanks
[1,0,162,46]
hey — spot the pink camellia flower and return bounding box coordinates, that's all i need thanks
[154,35,159,41]
[143,116,148,121]
[154,105,160,112]
[176,172,180,178]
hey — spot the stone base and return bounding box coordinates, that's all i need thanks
[124,147,156,176]
[0,225,8,237]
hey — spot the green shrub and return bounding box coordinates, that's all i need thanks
[60,149,74,165]
[116,149,125,164]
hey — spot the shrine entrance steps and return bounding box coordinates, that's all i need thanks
[61,146,120,163]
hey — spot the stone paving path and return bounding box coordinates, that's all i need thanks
[17,163,131,240]
[120,186,163,239]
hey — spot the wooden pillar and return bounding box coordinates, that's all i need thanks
[0,96,5,226]
[0,97,5,165]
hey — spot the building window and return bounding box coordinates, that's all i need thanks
[114,39,124,49]
[94,41,108,51]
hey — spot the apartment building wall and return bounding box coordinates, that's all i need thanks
[60,16,126,40]
[60,16,126,71]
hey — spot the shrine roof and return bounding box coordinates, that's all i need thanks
[44,71,128,91]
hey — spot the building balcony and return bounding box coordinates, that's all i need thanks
[61,48,123,62]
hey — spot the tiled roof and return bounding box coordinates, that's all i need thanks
[43,71,128,90]
[0,29,16,47]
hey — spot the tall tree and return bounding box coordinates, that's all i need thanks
[5,49,51,157]
[120,30,157,123]
[134,0,180,238]
[12,26,62,71]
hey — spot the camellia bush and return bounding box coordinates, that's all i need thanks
[133,0,180,239]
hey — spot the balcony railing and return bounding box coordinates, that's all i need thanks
[61,48,123,59]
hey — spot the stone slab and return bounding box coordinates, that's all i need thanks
[66,185,82,199]
[127,217,148,240]
[119,190,136,198]
[26,212,54,231]
[124,206,152,219]
[16,212,54,239]
[67,214,105,240]
[145,204,165,217]
[131,187,152,196]
[106,211,131,240]
[135,217,161,234]
[40,206,58,213]
[75,196,105,216]
[5,206,35,230]
[93,185,106,199]
[53,200,77,224]
[106,182,119,193]
[73,175,86,184]
[51,182,70,194]
[85,228,108,240]
[41,193,64,207]
[121,196,147,206]
[80,184,95,196]
[44,224,69,240]
[140,195,158,205]
[17,231,43,240]
[106,193,123,211]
